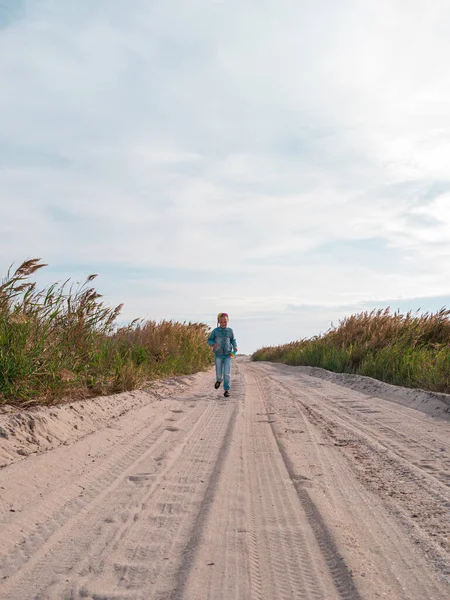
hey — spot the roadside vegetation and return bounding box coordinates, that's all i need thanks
[0,259,212,407]
[252,308,450,394]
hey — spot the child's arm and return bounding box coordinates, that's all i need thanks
[230,330,238,352]
[207,329,218,349]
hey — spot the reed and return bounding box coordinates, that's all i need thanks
[0,260,213,406]
[252,308,450,393]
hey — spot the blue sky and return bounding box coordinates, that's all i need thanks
[1,0,449,354]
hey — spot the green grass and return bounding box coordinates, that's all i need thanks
[252,308,450,394]
[0,259,213,406]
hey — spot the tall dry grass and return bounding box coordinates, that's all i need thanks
[0,259,212,406]
[252,308,450,393]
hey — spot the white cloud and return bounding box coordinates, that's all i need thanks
[1,0,450,353]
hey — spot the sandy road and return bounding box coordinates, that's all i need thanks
[0,359,449,599]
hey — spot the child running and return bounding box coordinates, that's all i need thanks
[207,312,238,397]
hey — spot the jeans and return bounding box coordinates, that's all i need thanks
[215,355,232,391]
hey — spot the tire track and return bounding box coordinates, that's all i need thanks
[45,381,238,600]
[182,363,343,599]
[251,363,450,598]
[244,371,346,600]
[273,374,450,567]
[271,368,450,488]
[3,360,448,599]
[165,377,241,600]
[182,365,253,600]
[0,395,213,599]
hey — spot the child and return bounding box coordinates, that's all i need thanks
[207,312,238,397]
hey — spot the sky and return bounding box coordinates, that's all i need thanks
[1,0,450,354]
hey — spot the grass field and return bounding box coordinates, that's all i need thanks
[0,259,213,407]
[252,307,450,394]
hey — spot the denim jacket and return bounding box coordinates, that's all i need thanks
[207,327,237,358]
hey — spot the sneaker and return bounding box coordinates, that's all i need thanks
[224,390,230,397]
[214,381,221,389]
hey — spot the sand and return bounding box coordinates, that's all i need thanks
[0,358,449,599]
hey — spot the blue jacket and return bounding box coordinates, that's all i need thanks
[208,326,237,358]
